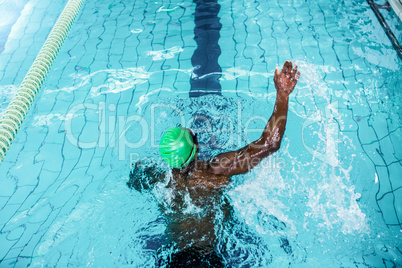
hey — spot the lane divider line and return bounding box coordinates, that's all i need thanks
[0,0,85,165]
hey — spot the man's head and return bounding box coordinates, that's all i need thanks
[159,127,198,169]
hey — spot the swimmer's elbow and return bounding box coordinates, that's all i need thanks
[252,138,281,158]
[261,128,283,154]
[270,141,281,153]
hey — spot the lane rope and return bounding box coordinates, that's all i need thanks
[0,0,85,165]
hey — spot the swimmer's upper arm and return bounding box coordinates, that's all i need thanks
[208,135,281,177]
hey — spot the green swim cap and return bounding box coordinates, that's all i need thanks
[159,127,197,168]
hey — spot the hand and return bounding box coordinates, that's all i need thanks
[274,61,300,96]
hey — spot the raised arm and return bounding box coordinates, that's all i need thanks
[208,61,300,176]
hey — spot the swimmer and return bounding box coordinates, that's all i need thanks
[129,61,300,267]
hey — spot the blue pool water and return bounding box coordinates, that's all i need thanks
[0,0,401,267]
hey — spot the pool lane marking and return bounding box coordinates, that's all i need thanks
[190,0,223,97]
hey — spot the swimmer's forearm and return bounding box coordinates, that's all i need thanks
[260,92,289,151]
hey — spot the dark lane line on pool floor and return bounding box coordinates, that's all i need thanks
[190,0,222,97]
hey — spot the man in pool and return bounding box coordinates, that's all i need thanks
[129,61,300,266]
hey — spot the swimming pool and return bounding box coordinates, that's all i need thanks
[0,0,401,266]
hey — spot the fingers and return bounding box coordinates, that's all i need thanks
[295,71,301,81]
[274,67,279,82]
[282,61,292,75]
[277,61,301,82]
[291,64,297,77]
[291,64,300,81]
